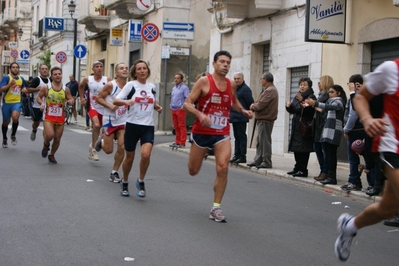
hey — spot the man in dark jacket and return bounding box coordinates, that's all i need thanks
[230,72,254,163]
[66,74,79,123]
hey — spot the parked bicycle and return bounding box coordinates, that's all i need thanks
[64,104,73,125]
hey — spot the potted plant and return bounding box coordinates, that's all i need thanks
[95,4,107,16]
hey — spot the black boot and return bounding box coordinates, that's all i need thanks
[234,157,247,164]
[366,186,382,196]
[292,170,308,177]
[287,169,298,175]
[320,177,337,185]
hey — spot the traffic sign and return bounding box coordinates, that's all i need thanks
[10,49,18,58]
[55,51,67,64]
[141,23,160,42]
[20,50,30,59]
[74,45,87,58]
[162,22,194,40]
[129,19,142,42]
[137,0,151,11]
[163,22,194,31]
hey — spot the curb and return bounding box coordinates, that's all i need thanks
[158,143,382,204]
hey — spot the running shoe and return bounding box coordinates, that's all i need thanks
[169,143,177,147]
[209,207,227,222]
[335,213,356,261]
[109,172,121,183]
[88,144,99,161]
[2,139,7,148]
[11,136,17,145]
[94,137,102,152]
[42,143,50,157]
[135,179,146,197]
[30,130,36,141]
[48,155,57,164]
[120,182,129,197]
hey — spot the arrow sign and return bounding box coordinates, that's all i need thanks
[20,50,30,59]
[163,22,194,32]
[74,45,87,59]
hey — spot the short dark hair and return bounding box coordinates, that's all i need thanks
[51,66,62,75]
[213,50,232,62]
[349,74,363,84]
[262,73,274,82]
[298,77,313,88]
[10,62,19,69]
[175,73,184,81]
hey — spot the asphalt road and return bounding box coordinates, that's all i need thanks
[0,117,397,266]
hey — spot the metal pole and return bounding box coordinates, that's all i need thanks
[72,18,77,78]
[162,58,167,131]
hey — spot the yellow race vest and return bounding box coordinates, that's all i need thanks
[3,74,23,104]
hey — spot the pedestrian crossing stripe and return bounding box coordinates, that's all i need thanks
[8,125,90,134]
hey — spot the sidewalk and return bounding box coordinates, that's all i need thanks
[158,142,382,204]
[73,114,380,203]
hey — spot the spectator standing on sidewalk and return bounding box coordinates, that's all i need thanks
[247,73,278,169]
[229,72,254,164]
[341,74,366,191]
[334,59,399,262]
[305,85,347,185]
[313,75,334,181]
[66,74,79,124]
[169,73,189,148]
[183,50,253,222]
[286,77,316,177]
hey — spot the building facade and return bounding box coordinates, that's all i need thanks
[210,0,399,161]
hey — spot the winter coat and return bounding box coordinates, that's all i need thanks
[316,97,345,146]
[286,88,316,153]
[313,92,329,142]
[230,81,254,123]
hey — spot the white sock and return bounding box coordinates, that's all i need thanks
[111,170,116,174]
[346,217,358,235]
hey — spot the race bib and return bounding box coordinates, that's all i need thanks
[134,97,154,114]
[11,85,21,95]
[208,109,229,130]
[116,105,128,119]
[48,104,62,117]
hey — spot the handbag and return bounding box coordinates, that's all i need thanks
[299,108,313,138]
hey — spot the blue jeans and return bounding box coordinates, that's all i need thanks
[314,141,327,174]
[347,130,366,185]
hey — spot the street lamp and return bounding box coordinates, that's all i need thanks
[17,27,33,42]
[68,0,77,79]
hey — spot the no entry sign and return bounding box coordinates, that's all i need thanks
[141,23,159,42]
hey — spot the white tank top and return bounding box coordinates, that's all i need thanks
[32,76,50,108]
[102,80,128,127]
[88,76,108,115]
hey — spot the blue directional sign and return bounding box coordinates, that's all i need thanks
[129,19,142,42]
[44,17,65,31]
[20,50,30,59]
[74,45,87,59]
[163,22,194,31]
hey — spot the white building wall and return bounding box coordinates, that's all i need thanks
[210,4,323,156]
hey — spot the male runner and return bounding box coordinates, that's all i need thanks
[94,63,129,182]
[0,62,28,148]
[79,61,111,161]
[27,64,50,141]
[36,67,74,164]
[183,50,253,222]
